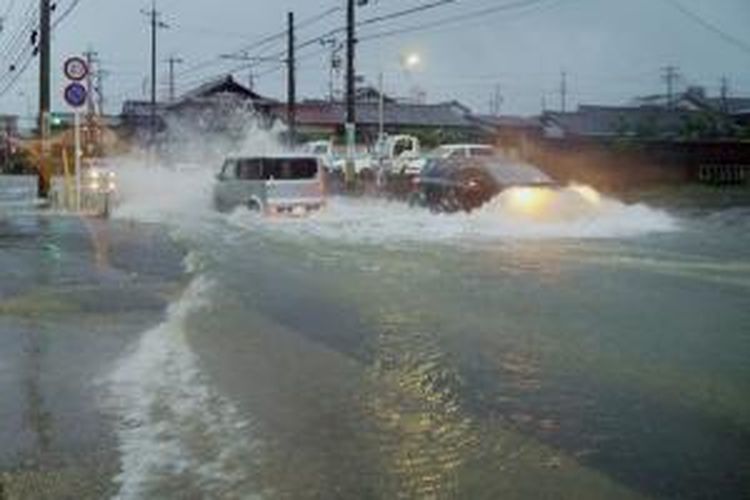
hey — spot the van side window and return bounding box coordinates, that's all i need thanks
[263,159,318,180]
[236,159,263,180]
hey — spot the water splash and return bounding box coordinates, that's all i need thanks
[105,276,263,499]
[227,185,678,246]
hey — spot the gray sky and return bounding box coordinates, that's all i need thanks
[1,0,749,123]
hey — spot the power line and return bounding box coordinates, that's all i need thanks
[174,6,341,81]
[358,0,456,28]
[662,0,750,56]
[0,1,38,66]
[0,0,83,98]
[175,1,454,89]
[359,0,554,43]
[0,4,38,97]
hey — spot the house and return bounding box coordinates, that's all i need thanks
[472,114,542,155]
[166,75,277,131]
[540,103,739,141]
[120,75,278,142]
[271,98,483,145]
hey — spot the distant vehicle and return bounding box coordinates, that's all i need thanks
[406,144,497,175]
[411,154,556,212]
[302,140,335,171]
[378,135,422,174]
[50,159,118,217]
[431,144,497,159]
[330,135,422,177]
[213,154,325,216]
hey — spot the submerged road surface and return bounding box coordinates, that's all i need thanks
[2,174,750,499]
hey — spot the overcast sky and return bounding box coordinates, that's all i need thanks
[1,0,749,122]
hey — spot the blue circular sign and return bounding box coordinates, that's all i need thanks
[64,82,87,108]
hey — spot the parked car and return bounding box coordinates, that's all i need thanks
[406,144,497,174]
[411,154,556,212]
[213,154,325,216]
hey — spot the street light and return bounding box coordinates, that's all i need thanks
[402,52,422,71]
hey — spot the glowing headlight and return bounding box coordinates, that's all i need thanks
[510,187,538,208]
[507,187,552,213]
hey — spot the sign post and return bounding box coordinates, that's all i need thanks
[73,112,81,211]
[63,57,88,212]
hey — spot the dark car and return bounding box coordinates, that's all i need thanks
[411,154,556,212]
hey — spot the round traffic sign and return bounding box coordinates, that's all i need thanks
[64,82,88,108]
[64,56,89,81]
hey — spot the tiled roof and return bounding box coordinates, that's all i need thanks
[543,105,713,137]
[176,75,273,103]
[272,100,475,128]
[473,114,541,129]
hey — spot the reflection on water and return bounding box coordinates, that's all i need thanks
[364,313,477,498]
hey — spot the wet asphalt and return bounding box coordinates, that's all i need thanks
[0,211,186,500]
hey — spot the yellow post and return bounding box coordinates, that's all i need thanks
[61,147,72,210]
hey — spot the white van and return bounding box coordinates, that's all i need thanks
[213,154,325,216]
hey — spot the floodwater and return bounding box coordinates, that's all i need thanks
[1,173,749,499]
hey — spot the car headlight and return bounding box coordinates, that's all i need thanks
[507,187,553,213]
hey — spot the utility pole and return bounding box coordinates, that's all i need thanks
[346,0,356,129]
[83,49,98,155]
[37,0,51,198]
[320,37,342,102]
[142,2,168,146]
[345,0,357,188]
[662,65,679,109]
[83,50,98,116]
[720,76,729,113]
[287,12,296,148]
[165,55,183,102]
[96,68,109,115]
[560,70,567,113]
[489,84,502,115]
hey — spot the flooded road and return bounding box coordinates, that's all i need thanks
[2,174,749,499]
